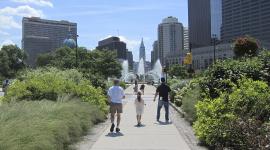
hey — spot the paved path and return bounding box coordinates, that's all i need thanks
[0,88,4,97]
[90,85,191,150]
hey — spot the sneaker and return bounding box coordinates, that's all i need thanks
[116,127,120,132]
[110,123,115,132]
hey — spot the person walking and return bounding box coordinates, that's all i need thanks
[2,79,9,94]
[107,79,125,133]
[134,91,145,126]
[153,77,171,123]
[133,80,138,94]
[140,84,145,95]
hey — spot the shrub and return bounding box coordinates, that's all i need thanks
[119,81,126,89]
[168,64,188,78]
[259,51,270,85]
[201,53,269,99]
[169,79,189,103]
[234,36,259,58]
[0,100,105,150]
[181,82,201,123]
[3,68,108,113]
[194,78,270,149]
[173,79,202,123]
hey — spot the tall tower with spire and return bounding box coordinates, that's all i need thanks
[139,38,146,61]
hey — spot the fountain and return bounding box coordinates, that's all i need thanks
[120,59,163,83]
[152,59,162,79]
[121,60,129,79]
[137,58,145,82]
[144,59,163,83]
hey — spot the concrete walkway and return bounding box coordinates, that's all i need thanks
[90,85,191,150]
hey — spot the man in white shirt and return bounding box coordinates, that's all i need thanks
[107,79,125,132]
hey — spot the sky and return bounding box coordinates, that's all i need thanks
[0,0,188,61]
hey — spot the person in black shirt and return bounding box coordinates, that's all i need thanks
[140,84,145,95]
[153,77,171,122]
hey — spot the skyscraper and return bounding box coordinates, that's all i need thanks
[22,17,77,66]
[96,36,127,60]
[221,0,270,44]
[188,0,211,48]
[211,0,222,40]
[158,16,184,65]
[189,0,270,47]
[126,51,133,70]
[183,27,190,52]
[139,38,146,61]
[151,40,159,66]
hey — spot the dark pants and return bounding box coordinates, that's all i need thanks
[156,100,169,121]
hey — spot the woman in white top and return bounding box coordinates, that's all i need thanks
[134,91,145,126]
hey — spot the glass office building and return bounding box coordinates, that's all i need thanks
[221,0,270,44]
[210,0,222,40]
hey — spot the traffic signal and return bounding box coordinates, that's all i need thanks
[184,53,192,64]
[163,67,167,73]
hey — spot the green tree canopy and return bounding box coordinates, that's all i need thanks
[0,45,26,78]
[168,64,188,78]
[234,36,259,58]
[36,47,122,80]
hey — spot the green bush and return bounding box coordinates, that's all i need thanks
[119,81,126,89]
[234,36,259,58]
[201,51,270,99]
[259,51,270,85]
[169,79,189,103]
[0,100,105,150]
[3,68,108,113]
[194,78,270,149]
[181,82,201,123]
[173,79,202,123]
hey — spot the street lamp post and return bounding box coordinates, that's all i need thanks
[75,35,79,68]
[165,62,169,83]
[189,43,192,70]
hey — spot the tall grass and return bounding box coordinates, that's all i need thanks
[181,84,201,123]
[0,100,105,150]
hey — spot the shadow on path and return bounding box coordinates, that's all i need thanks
[105,132,124,137]
[133,124,146,128]
[154,121,173,125]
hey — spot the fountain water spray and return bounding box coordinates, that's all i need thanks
[137,58,145,82]
[121,60,129,81]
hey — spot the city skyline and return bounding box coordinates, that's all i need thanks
[0,0,188,61]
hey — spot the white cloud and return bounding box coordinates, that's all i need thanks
[0,5,45,17]
[0,39,15,49]
[0,30,9,36]
[11,0,53,7]
[0,15,21,29]
[0,5,44,29]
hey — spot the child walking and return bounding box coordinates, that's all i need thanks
[134,91,145,126]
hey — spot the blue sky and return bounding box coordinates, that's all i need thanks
[0,0,188,61]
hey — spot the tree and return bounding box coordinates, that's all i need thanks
[79,50,122,79]
[36,53,54,67]
[168,64,188,78]
[0,45,26,78]
[36,47,122,80]
[234,36,259,58]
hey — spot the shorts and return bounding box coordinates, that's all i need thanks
[110,103,123,114]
